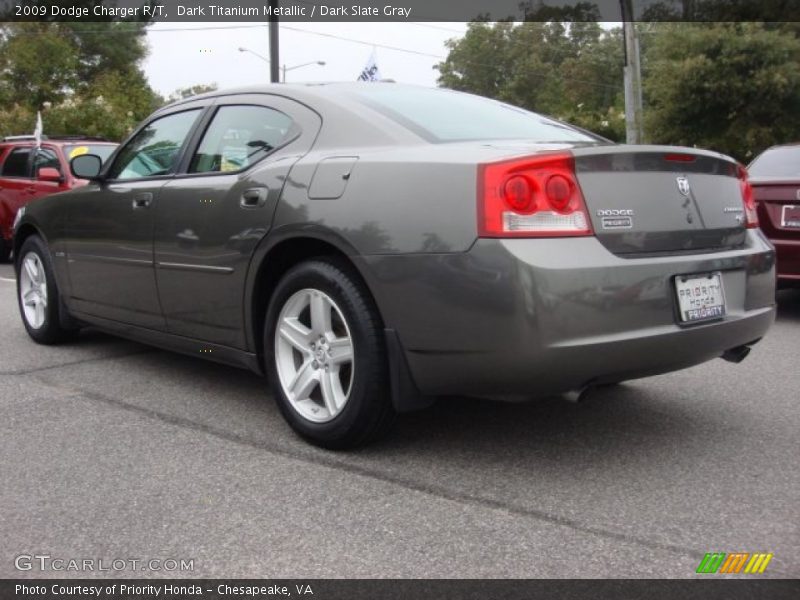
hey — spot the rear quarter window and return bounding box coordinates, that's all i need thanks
[0,147,32,177]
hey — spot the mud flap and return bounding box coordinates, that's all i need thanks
[384,328,433,413]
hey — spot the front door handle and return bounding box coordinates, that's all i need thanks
[240,187,268,209]
[132,192,153,209]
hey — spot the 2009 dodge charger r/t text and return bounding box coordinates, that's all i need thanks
[13,83,776,448]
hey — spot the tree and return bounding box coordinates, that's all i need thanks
[436,21,625,140]
[0,18,160,141]
[642,23,800,161]
[641,0,800,22]
[165,83,219,104]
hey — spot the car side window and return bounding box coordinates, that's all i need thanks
[188,105,295,174]
[107,109,201,180]
[1,147,32,178]
[33,148,62,176]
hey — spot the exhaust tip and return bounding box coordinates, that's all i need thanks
[721,344,751,364]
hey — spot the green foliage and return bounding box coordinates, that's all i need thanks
[0,21,160,141]
[643,23,800,161]
[438,20,800,159]
[166,83,219,104]
[640,0,800,21]
[436,22,626,141]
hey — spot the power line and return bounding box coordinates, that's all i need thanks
[278,24,446,59]
[402,22,468,35]
[280,24,620,89]
[1,21,621,91]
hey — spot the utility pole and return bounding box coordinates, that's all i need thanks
[621,0,644,144]
[268,0,280,83]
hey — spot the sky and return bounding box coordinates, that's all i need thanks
[143,22,469,96]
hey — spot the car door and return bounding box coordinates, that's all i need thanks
[0,146,35,243]
[65,106,206,329]
[154,95,321,347]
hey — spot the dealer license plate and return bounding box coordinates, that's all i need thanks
[674,272,726,323]
[782,205,800,228]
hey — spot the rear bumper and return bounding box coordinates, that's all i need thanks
[770,238,800,281]
[361,229,776,397]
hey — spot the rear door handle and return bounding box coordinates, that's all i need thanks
[132,192,153,209]
[240,187,268,209]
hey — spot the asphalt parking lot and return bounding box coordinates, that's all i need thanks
[0,261,798,579]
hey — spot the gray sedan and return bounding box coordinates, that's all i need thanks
[13,83,776,448]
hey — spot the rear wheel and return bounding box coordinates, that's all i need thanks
[264,259,394,449]
[16,235,77,344]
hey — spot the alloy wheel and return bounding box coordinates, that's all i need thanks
[19,252,48,330]
[274,288,355,423]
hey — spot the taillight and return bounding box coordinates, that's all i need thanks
[737,164,758,228]
[478,152,593,237]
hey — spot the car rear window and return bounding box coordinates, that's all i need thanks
[748,146,800,178]
[65,144,116,164]
[352,86,600,144]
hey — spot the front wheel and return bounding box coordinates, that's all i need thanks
[264,259,395,449]
[16,235,77,344]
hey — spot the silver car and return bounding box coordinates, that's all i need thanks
[13,83,775,448]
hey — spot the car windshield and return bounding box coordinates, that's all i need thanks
[748,146,800,177]
[65,144,117,164]
[352,86,601,144]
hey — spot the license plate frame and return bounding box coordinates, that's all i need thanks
[781,204,800,229]
[673,272,727,324]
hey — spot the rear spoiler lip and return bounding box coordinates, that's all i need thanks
[569,143,737,164]
[748,176,800,186]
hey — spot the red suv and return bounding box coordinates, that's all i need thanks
[0,136,117,261]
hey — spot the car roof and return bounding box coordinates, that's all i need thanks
[162,81,415,111]
[758,142,800,152]
[0,137,116,147]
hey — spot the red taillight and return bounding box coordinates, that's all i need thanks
[478,152,593,237]
[503,175,534,212]
[737,164,758,228]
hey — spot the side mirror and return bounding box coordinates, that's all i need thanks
[70,154,103,181]
[37,167,63,183]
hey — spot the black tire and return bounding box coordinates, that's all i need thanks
[264,258,395,449]
[16,235,78,344]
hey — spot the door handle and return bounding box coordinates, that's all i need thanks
[132,192,153,209]
[240,187,268,209]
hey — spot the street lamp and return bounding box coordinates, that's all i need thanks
[281,61,326,83]
[237,48,326,82]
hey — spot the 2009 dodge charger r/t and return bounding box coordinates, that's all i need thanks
[13,83,776,448]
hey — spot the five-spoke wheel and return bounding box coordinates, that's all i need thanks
[265,259,394,449]
[19,252,48,330]
[16,235,77,344]
[275,288,355,423]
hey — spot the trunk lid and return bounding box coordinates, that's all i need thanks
[571,145,747,256]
